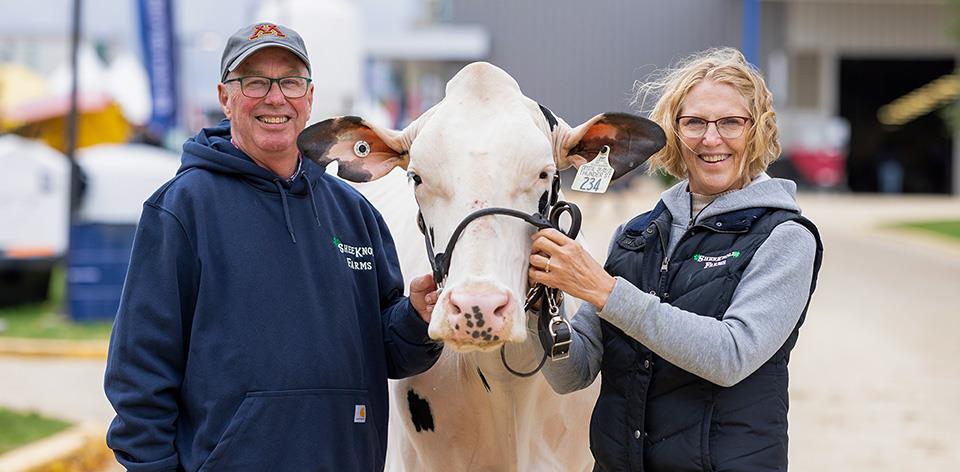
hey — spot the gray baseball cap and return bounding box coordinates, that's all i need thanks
[220,22,311,82]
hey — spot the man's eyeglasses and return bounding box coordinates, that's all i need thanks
[223,76,312,99]
[676,116,752,139]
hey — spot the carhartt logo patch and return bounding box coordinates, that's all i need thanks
[693,251,740,269]
[354,404,367,423]
[333,236,374,271]
[249,23,286,40]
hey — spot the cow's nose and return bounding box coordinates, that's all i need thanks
[450,290,510,319]
[444,285,512,344]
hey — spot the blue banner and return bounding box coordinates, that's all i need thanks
[138,0,178,134]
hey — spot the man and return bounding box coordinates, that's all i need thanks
[104,23,442,471]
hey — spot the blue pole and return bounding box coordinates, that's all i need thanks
[742,0,760,68]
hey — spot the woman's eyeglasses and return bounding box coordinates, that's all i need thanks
[676,116,752,139]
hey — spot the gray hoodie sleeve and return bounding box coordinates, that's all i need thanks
[597,220,817,387]
[539,225,628,394]
[541,300,604,394]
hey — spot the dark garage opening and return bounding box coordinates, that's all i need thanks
[839,58,954,194]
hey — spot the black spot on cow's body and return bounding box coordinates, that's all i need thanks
[477,368,491,392]
[539,104,558,131]
[407,389,435,433]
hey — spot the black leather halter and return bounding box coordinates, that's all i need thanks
[416,171,581,377]
[416,173,576,288]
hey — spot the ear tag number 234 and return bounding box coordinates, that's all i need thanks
[571,145,614,193]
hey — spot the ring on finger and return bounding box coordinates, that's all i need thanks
[544,256,552,273]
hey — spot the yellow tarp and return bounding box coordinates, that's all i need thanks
[0,63,49,131]
[12,102,131,153]
[1,62,131,151]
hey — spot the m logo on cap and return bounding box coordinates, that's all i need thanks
[249,23,286,40]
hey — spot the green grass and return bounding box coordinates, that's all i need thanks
[0,407,72,454]
[895,219,960,242]
[0,268,113,340]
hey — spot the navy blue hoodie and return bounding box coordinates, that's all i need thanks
[104,120,441,472]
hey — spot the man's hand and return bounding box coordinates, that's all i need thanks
[409,274,438,323]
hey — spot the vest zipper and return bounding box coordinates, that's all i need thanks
[653,219,671,298]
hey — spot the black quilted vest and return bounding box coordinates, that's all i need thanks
[591,201,823,472]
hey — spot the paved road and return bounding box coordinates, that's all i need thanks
[3,186,959,471]
[0,357,113,424]
[785,194,960,471]
[0,356,120,471]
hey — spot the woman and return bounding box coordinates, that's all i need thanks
[530,48,823,471]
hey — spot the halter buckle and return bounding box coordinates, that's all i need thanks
[548,316,571,360]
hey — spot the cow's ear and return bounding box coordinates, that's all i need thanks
[298,116,412,183]
[556,113,666,181]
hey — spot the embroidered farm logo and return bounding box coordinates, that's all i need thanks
[333,237,374,271]
[692,251,740,269]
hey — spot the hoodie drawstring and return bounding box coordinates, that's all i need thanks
[302,172,322,229]
[273,179,297,244]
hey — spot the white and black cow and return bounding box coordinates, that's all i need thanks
[298,62,664,471]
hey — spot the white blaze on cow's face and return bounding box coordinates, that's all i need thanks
[296,61,667,354]
[406,66,557,350]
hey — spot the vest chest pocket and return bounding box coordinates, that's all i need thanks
[606,231,652,292]
[670,269,739,321]
[616,231,647,251]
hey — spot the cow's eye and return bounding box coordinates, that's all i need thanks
[407,171,423,186]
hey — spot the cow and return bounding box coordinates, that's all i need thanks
[298,62,665,471]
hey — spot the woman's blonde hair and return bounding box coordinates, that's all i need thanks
[633,47,781,181]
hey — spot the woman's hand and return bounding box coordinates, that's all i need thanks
[528,228,616,309]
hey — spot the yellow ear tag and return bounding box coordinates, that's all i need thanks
[571,145,614,193]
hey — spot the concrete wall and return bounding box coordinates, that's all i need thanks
[449,0,743,124]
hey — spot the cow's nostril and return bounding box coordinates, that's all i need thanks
[449,289,510,321]
[445,296,463,316]
[493,299,510,318]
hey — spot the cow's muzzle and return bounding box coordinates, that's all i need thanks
[436,280,517,349]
